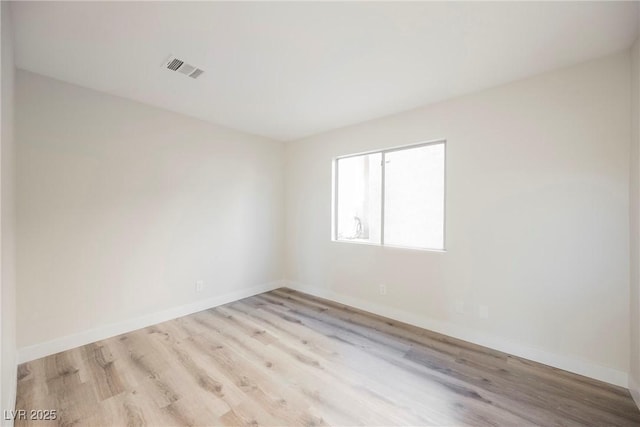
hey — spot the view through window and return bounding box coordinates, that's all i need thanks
[334,141,445,250]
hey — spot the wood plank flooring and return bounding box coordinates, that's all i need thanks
[14,288,640,426]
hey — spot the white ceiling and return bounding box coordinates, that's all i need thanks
[12,1,639,141]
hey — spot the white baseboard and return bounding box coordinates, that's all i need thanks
[17,281,284,364]
[630,375,640,409]
[17,280,629,389]
[285,281,628,388]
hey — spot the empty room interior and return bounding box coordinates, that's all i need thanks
[2,1,640,426]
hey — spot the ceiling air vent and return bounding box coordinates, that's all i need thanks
[163,55,204,79]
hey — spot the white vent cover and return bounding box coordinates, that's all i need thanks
[163,55,204,79]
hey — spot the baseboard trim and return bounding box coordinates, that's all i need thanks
[18,280,629,388]
[285,281,628,388]
[17,281,284,364]
[630,376,640,409]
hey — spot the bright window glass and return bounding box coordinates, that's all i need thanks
[336,153,381,244]
[384,143,445,250]
[333,141,445,250]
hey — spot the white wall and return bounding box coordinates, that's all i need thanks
[285,52,631,386]
[16,71,284,356]
[1,1,17,423]
[630,37,640,404]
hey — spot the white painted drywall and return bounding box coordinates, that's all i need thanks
[630,37,640,405]
[285,52,631,385]
[1,1,17,423]
[16,71,284,350]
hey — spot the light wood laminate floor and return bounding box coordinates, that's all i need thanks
[15,288,640,426]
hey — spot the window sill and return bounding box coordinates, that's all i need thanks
[331,239,447,253]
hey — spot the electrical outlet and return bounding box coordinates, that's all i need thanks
[478,305,489,319]
[379,284,387,295]
[195,280,204,292]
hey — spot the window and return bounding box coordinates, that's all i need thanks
[333,141,445,250]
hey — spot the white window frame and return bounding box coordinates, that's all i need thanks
[332,139,447,251]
